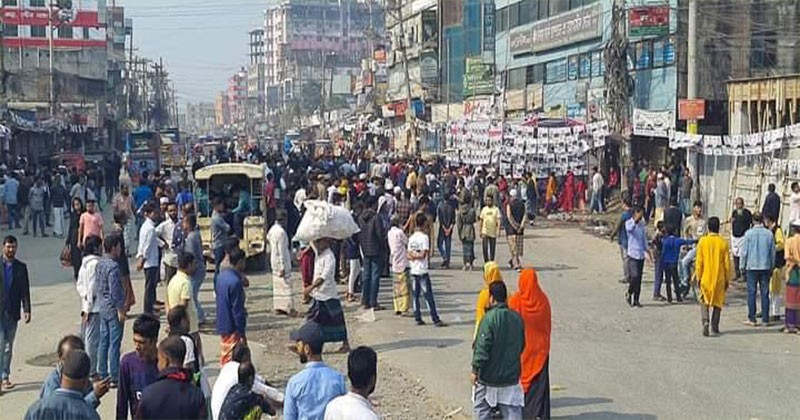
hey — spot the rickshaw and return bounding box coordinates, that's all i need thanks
[194,163,266,270]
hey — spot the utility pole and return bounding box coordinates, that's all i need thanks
[48,0,56,117]
[687,0,698,134]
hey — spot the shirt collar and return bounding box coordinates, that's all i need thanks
[55,388,85,399]
[304,361,327,370]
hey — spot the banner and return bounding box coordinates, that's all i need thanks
[510,3,602,55]
[421,10,438,50]
[463,57,493,97]
[482,1,495,53]
[628,6,670,38]
[420,50,439,86]
[632,109,674,138]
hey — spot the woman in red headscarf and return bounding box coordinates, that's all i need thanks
[508,268,552,419]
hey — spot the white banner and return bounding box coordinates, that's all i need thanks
[633,109,675,138]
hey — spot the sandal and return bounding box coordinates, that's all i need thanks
[2,380,15,390]
[780,327,798,334]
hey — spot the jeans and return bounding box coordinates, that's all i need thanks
[653,258,664,297]
[0,312,18,380]
[81,313,101,378]
[680,198,691,216]
[361,256,382,308]
[627,258,644,305]
[482,237,497,263]
[473,383,523,420]
[663,263,680,302]
[191,272,206,323]
[411,273,441,323]
[97,315,124,381]
[590,191,604,212]
[746,269,771,323]
[53,207,65,237]
[144,267,159,315]
[437,232,452,265]
[619,245,630,282]
[31,209,45,236]
[680,247,697,288]
[6,203,17,229]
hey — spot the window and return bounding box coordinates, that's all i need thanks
[653,40,665,67]
[497,7,508,32]
[30,0,46,6]
[58,26,73,39]
[579,53,591,78]
[569,0,583,8]
[750,32,776,70]
[3,24,18,37]
[2,0,17,5]
[508,67,526,89]
[567,55,578,80]
[635,41,651,70]
[545,59,567,83]
[550,0,569,16]
[526,63,545,84]
[538,0,550,21]
[31,26,47,38]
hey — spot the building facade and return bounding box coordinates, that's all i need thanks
[227,68,248,129]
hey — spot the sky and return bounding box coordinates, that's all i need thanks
[123,0,272,105]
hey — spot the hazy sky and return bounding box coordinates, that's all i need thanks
[123,0,271,105]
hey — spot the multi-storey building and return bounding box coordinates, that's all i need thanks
[215,91,230,128]
[263,0,384,113]
[227,68,249,128]
[185,102,217,135]
[248,29,266,118]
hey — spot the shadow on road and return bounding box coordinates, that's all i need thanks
[372,338,463,353]
[552,396,614,408]
[553,411,656,420]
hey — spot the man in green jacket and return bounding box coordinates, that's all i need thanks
[471,282,525,420]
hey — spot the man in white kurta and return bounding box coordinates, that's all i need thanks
[268,219,295,315]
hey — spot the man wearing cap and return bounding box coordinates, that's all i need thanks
[79,197,105,249]
[284,322,347,420]
[25,350,100,420]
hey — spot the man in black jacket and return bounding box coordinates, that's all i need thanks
[358,197,387,310]
[0,235,31,393]
[136,335,205,420]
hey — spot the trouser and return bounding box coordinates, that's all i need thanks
[482,237,497,263]
[590,191,604,212]
[81,313,101,378]
[53,207,65,237]
[680,247,697,288]
[0,312,18,380]
[734,256,742,279]
[437,232,452,265]
[701,303,722,332]
[348,258,361,295]
[233,211,246,239]
[627,258,644,305]
[123,221,133,255]
[681,198,691,216]
[21,205,29,232]
[653,258,664,297]
[523,359,550,420]
[411,273,441,323]
[143,267,159,315]
[619,245,630,282]
[191,272,207,323]
[6,204,16,230]
[645,195,655,221]
[361,256,382,308]
[663,263,680,302]
[463,240,475,265]
[747,269,771,323]
[164,264,177,285]
[31,210,45,236]
[97,316,124,381]
[473,383,523,420]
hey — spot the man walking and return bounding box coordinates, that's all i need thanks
[590,166,604,213]
[216,248,247,366]
[408,213,445,327]
[4,173,19,230]
[479,195,501,263]
[77,235,103,379]
[267,216,295,316]
[472,282,525,420]
[762,183,781,223]
[740,212,775,326]
[0,235,30,393]
[505,189,526,271]
[136,203,160,315]
[730,197,753,281]
[95,233,127,387]
[625,207,649,307]
[696,217,733,336]
[436,194,456,269]
[358,198,386,310]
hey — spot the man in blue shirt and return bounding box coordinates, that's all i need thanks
[625,206,650,308]
[740,212,776,326]
[283,322,346,420]
[25,349,100,420]
[39,335,109,408]
[4,174,19,230]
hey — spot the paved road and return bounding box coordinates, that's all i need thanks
[3,223,800,419]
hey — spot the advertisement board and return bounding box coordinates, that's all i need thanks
[628,6,670,38]
[421,10,438,50]
[463,57,493,97]
[482,1,495,53]
[420,50,439,86]
[678,99,705,120]
[510,3,602,55]
[633,109,674,138]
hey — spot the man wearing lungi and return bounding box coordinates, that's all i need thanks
[303,238,351,354]
[268,216,296,317]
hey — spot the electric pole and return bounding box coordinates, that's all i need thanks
[687,0,698,134]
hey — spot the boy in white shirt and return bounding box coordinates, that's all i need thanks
[407,213,446,327]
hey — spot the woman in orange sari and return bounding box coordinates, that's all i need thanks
[474,261,503,339]
[509,268,552,419]
[544,173,558,214]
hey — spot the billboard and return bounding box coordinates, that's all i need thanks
[510,3,602,55]
[628,6,670,38]
[420,50,438,86]
[421,10,438,50]
[463,56,493,97]
[482,1,495,53]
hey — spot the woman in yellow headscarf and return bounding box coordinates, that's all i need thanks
[474,261,503,338]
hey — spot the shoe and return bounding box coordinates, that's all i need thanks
[395,311,401,316]
[42,234,49,238]
[702,324,710,337]
[712,327,721,335]
[416,320,426,326]
[624,291,631,306]
[742,320,758,327]
[633,302,642,308]
[434,321,448,327]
